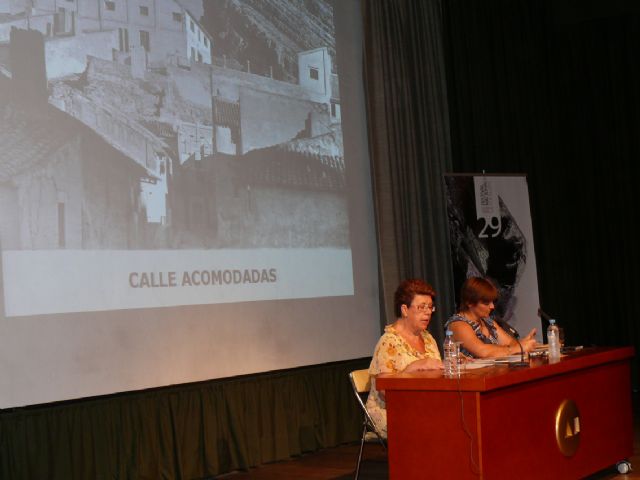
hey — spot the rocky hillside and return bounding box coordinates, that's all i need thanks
[199,0,335,82]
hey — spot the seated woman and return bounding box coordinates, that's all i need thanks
[446,276,537,358]
[366,279,443,438]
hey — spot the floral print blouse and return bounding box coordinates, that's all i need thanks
[365,324,441,437]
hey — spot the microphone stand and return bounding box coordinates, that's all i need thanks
[494,316,528,367]
[509,338,529,368]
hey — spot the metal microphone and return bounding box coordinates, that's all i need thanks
[537,307,552,322]
[515,338,526,365]
[494,317,520,339]
[494,316,528,367]
[537,307,553,343]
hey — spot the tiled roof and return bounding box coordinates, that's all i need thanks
[140,119,179,159]
[235,144,345,192]
[0,98,77,183]
[0,80,147,182]
[213,97,240,127]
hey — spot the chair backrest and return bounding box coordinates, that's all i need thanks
[349,369,372,415]
[349,369,385,440]
[350,368,371,394]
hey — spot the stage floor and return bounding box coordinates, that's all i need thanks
[217,391,640,480]
[217,420,639,480]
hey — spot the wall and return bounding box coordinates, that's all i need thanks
[298,47,332,103]
[80,134,143,248]
[45,30,116,79]
[239,87,329,154]
[166,61,212,109]
[0,184,19,249]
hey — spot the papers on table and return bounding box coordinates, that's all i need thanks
[463,361,494,370]
[464,354,525,369]
[492,354,527,363]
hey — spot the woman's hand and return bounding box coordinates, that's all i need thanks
[520,328,538,352]
[404,358,444,372]
[458,354,473,364]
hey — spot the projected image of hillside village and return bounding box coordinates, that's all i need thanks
[0,0,346,250]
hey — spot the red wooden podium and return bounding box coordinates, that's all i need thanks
[376,347,634,480]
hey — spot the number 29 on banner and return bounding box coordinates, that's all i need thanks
[474,177,502,238]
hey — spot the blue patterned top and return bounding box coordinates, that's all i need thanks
[445,313,499,358]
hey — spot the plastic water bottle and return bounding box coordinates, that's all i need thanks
[443,330,459,378]
[547,319,561,360]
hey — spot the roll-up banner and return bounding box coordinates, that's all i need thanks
[444,174,542,341]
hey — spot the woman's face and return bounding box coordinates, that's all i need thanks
[468,300,494,320]
[405,294,435,332]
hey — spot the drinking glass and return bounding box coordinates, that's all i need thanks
[455,341,464,372]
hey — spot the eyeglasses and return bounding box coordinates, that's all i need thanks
[412,303,436,313]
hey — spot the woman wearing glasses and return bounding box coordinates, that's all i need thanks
[366,278,443,437]
[446,276,537,358]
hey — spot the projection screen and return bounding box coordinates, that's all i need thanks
[0,0,380,408]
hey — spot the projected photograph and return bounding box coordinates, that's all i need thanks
[0,0,353,316]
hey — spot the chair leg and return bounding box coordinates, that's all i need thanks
[354,423,367,480]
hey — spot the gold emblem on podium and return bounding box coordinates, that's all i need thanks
[555,399,581,456]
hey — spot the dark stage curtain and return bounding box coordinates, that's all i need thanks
[362,0,455,341]
[442,0,640,385]
[362,0,640,382]
[0,358,367,479]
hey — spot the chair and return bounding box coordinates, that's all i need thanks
[348,369,387,479]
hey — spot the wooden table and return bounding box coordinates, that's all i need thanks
[376,346,634,479]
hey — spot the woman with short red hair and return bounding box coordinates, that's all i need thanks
[446,276,537,358]
[366,278,443,438]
